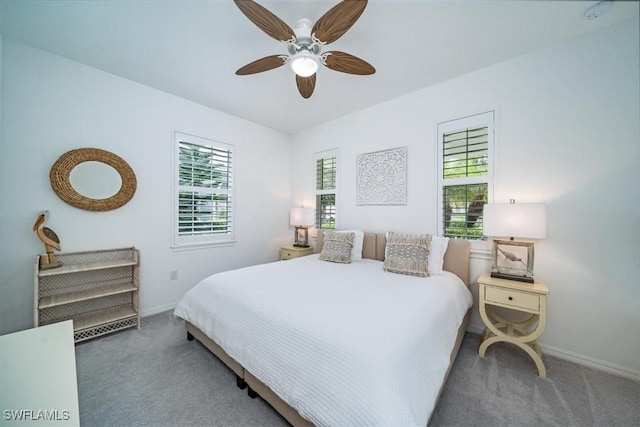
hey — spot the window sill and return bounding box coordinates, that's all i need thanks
[171,240,237,252]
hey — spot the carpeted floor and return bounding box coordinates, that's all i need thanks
[430,331,640,426]
[75,311,639,426]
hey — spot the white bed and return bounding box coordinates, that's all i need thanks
[174,232,472,426]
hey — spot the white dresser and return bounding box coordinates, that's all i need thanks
[0,320,80,426]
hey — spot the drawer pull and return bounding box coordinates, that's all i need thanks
[508,296,513,301]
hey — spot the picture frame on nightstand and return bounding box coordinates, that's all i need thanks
[491,240,534,283]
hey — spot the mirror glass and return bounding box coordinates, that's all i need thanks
[69,161,122,200]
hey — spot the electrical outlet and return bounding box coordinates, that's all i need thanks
[170,270,178,281]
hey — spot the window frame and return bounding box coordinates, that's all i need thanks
[171,131,235,249]
[314,148,339,230]
[436,111,495,239]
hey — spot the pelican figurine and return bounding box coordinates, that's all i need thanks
[33,211,63,269]
[497,247,527,267]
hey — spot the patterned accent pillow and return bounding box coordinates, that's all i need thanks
[319,231,355,264]
[383,232,431,277]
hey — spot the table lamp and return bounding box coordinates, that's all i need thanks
[290,207,315,247]
[483,199,546,283]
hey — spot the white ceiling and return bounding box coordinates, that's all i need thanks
[1,1,638,134]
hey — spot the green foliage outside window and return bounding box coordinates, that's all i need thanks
[443,183,487,239]
[316,194,335,229]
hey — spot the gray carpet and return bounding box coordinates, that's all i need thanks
[75,311,640,426]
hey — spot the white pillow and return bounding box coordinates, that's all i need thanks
[335,229,364,260]
[428,236,449,275]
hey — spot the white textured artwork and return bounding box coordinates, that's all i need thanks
[356,146,407,205]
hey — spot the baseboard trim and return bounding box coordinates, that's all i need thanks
[541,343,640,382]
[466,324,485,336]
[140,302,177,318]
[466,324,640,382]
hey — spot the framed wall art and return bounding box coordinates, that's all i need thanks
[490,239,535,283]
[356,146,407,205]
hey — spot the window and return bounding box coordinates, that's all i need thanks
[172,132,234,248]
[437,111,494,239]
[314,149,338,229]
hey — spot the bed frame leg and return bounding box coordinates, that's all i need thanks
[236,375,247,390]
[187,331,194,341]
[247,386,258,399]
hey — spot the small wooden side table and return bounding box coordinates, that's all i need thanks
[280,245,314,261]
[478,274,550,378]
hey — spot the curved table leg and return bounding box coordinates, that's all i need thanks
[478,302,547,378]
[478,335,501,357]
[514,341,547,378]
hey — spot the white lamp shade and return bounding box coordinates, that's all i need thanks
[290,207,315,226]
[483,203,546,239]
[289,52,319,77]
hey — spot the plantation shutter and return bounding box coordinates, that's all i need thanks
[175,135,234,245]
[442,126,489,179]
[315,152,337,229]
[438,111,493,239]
[442,183,487,238]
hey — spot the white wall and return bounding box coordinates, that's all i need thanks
[291,19,640,378]
[0,41,292,334]
[1,15,637,380]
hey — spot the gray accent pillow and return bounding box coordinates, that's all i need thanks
[319,231,355,264]
[383,232,431,277]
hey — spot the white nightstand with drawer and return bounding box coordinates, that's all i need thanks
[280,246,314,261]
[478,274,550,378]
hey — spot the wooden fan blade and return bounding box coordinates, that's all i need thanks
[236,55,286,75]
[323,51,375,75]
[233,0,295,42]
[296,74,316,99]
[312,0,368,44]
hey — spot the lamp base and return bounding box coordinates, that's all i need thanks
[490,271,534,283]
[294,226,309,248]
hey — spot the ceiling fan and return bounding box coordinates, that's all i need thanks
[233,0,376,99]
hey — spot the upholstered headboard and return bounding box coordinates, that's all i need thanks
[316,230,470,286]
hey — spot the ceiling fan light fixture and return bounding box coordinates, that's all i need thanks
[233,0,374,97]
[584,1,614,20]
[289,52,319,77]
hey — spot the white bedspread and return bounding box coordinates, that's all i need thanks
[174,255,472,426]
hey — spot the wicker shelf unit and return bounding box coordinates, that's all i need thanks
[34,247,140,343]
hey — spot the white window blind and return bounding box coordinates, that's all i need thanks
[315,149,338,229]
[172,132,234,248]
[437,111,494,239]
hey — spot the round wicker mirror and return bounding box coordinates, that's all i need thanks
[50,148,137,211]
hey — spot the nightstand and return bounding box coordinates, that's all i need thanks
[477,274,550,378]
[280,246,314,260]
